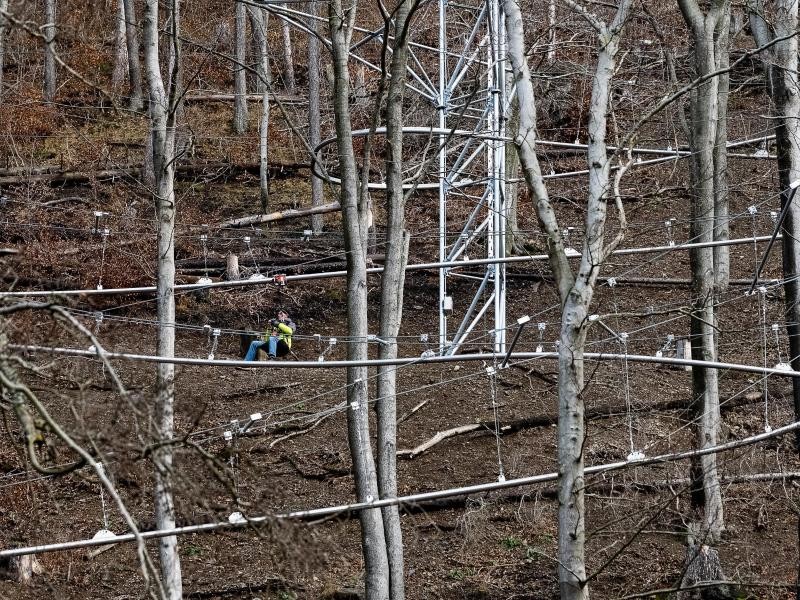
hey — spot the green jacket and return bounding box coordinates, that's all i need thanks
[267,319,296,348]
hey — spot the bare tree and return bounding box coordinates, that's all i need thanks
[504,0,633,597]
[309,0,324,233]
[376,4,416,598]
[233,0,248,134]
[0,0,8,100]
[143,0,183,596]
[112,0,128,88]
[281,19,296,94]
[43,0,57,103]
[677,0,730,542]
[248,4,270,212]
[328,0,389,595]
[122,0,144,111]
[748,0,800,453]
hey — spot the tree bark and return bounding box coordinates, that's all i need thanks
[376,3,415,598]
[281,19,296,94]
[143,0,182,596]
[122,0,144,111]
[0,0,8,101]
[328,0,389,596]
[233,0,248,134]
[248,5,270,212]
[112,0,128,88]
[678,0,729,542]
[43,0,57,104]
[748,0,800,453]
[308,0,324,233]
[504,0,632,597]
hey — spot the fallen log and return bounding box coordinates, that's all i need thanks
[218,201,341,228]
[397,390,778,458]
[184,92,306,104]
[177,253,384,272]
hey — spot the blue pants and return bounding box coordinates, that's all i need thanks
[244,337,288,361]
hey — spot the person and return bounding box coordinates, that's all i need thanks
[242,309,296,361]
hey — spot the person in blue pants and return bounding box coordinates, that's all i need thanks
[242,310,296,362]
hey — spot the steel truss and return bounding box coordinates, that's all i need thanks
[260,0,511,353]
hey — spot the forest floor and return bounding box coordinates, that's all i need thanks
[1,90,799,599]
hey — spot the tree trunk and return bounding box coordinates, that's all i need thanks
[43,0,57,103]
[376,4,414,598]
[0,0,8,101]
[248,5,269,213]
[112,0,128,88]
[233,0,248,134]
[122,0,144,111]
[713,5,730,292]
[505,95,521,255]
[558,304,589,599]
[226,252,240,280]
[748,0,800,453]
[143,0,182,597]
[504,0,632,596]
[308,0,324,233]
[328,0,389,596]
[678,0,729,541]
[547,0,556,63]
[281,19,296,94]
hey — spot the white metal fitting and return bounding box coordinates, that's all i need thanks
[516,315,531,325]
[250,412,262,421]
[223,430,233,442]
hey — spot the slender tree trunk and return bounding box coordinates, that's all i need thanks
[43,0,57,103]
[773,0,800,454]
[281,19,296,94]
[143,1,182,597]
[713,5,730,292]
[547,0,556,63]
[123,0,144,111]
[113,0,128,88]
[748,0,800,452]
[376,5,414,598]
[678,0,728,541]
[248,5,269,212]
[504,0,632,596]
[233,0,248,134]
[309,0,324,233]
[328,0,389,597]
[505,95,521,255]
[0,0,9,101]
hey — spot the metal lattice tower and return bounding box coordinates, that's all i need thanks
[266,0,511,354]
[437,0,508,354]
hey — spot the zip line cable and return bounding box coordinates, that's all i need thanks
[3,418,798,559]
[0,234,785,298]
[10,344,800,378]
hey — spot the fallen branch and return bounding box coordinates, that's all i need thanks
[184,92,305,104]
[398,398,430,424]
[398,424,483,458]
[218,201,341,228]
[267,414,331,450]
[398,390,776,459]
